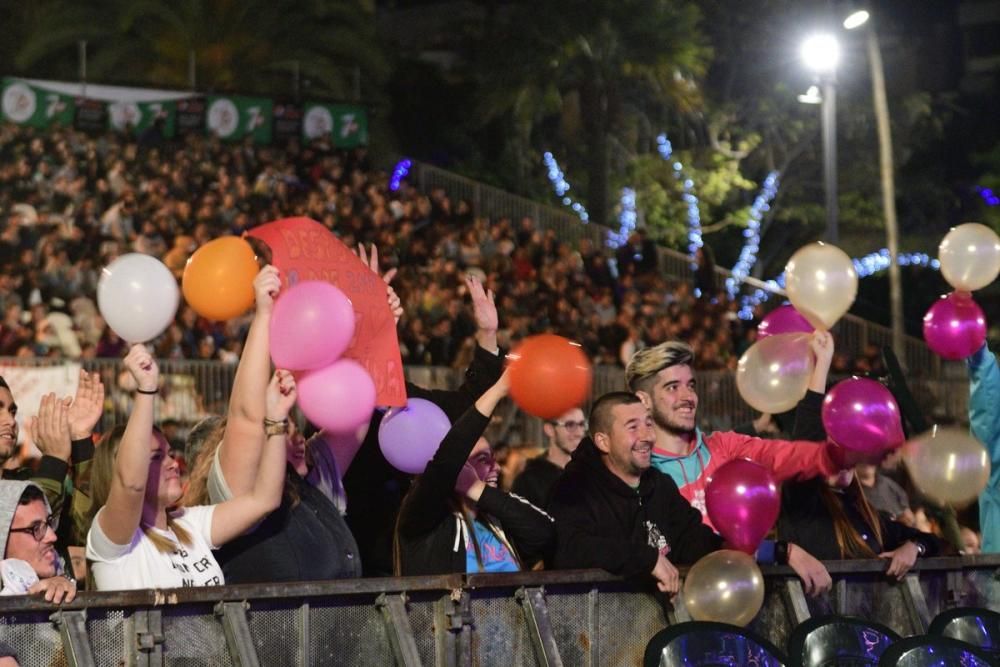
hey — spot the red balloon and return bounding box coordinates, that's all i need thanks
[757,304,814,339]
[705,459,780,554]
[508,334,592,420]
[822,378,904,454]
[923,291,987,360]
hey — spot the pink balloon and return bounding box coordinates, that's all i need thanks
[378,398,452,474]
[758,305,815,339]
[270,281,355,371]
[923,292,987,360]
[705,459,780,554]
[822,378,904,454]
[297,360,375,433]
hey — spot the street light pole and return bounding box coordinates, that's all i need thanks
[821,77,838,244]
[801,33,841,245]
[846,10,905,363]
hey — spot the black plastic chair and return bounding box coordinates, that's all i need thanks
[877,635,995,666]
[786,615,901,667]
[643,621,788,667]
[928,606,1000,661]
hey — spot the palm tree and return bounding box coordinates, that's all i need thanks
[15,0,387,100]
[475,0,708,226]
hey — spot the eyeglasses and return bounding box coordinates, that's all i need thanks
[8,514,58,542]
[551,420,588,430]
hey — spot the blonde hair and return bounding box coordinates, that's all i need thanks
[624,341,694,393]
[91,425,192,554]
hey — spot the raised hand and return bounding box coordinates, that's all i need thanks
[29,393,72,462]
[808,330,835,393]
[358,244,403,324]
[465,274,498,352]
[254,265,282,315]
[123,344,159,393]
[68,369,105,441]
[265,370,298,422]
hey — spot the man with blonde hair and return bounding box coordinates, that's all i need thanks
[624,334,846,595]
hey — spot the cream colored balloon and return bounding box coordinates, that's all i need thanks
[903,426,991,507]
[683,550,765,627]
[785,242,859,330]
[938,223,1000,292]
[736,333,815,414]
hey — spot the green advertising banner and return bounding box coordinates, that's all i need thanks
[1,78,75,128]
[303,102,368,148]
[108,99,176,137]
[206,95,273,144]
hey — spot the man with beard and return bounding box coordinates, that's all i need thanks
[511,406,586,508]
[624,336,845,595]
[548,393,721,595]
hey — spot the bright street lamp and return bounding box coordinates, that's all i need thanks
[800,33,841,243]
[843,10,870,30]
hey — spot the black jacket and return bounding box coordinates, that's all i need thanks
[396,406,554,576]
[343,345,505,576]
[510,456,563,509]
[548,438,722,582]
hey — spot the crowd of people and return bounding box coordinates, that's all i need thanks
[1,124,890,375]
[0,124,995,665]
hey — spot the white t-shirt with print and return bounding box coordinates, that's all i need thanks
[86,505,224,591]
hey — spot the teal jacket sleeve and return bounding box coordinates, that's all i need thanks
[968,344,1000,468]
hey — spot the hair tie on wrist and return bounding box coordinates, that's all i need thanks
[136,388,159,395]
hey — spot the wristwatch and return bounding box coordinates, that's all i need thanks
[913,541,926,557]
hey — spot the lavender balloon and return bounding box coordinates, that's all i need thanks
[378,398,452,474]
[923,292,987,360]
[705,459,780,554]
[822,378,905,455]
[757,304,815,339]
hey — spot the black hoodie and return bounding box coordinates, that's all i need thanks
[548,438,722,582]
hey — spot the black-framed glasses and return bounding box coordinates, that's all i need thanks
[551,420,588,430]
[8,514,58,542]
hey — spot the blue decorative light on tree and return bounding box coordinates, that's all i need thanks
[609,188,638,248]
[656,134,702,268]
[389,159,412,192]
[543,152,589,222]
[726,171,780,299]
[977,185,1000,207]
[736,250,940,320]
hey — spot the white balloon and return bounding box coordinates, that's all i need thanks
[785,242,858,330]
[98,254,180,343]
[938,222,1000,292]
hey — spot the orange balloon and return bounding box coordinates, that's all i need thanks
[508,334,592,419]
[182,237,259,321]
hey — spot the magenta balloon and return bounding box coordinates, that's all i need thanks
[378,398,452,474]
[270,281,355,370]
[758,305,815,339]
[923,292,987,361]
[821,378,904,454]
[705,459,780,554]
[297,359,375,433]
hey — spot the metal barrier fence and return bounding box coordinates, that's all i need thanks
[0,359,969,444]
[1,557,998,666]
[410,160,947,377]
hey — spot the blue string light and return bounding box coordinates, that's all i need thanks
[657,134,702,268]
[389,159,412,192]
[976,185,1000,207]
[726,171,780,299]
[543,152,589,223]
[736,250,940,320]
[609,188,638,248]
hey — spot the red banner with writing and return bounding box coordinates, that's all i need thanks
[248,217,406,406]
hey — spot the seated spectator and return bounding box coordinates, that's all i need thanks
[0,480,76,602]
[511,406,587,509]
[548,392,722,595]
[395,372,554,575]
[85,345,293,590]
